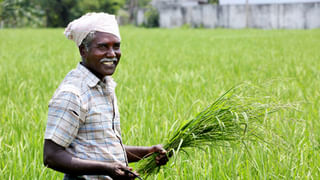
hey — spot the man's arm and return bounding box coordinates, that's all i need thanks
[125,145,169,165]
[43,139,136,178]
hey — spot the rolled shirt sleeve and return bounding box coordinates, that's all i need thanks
[45,90,82,147]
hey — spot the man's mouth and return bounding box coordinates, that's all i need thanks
[100,57,117,65]
[102,61,114,65]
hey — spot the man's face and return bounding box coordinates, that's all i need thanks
[81,31,121,79]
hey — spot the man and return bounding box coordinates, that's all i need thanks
[43,12,168,180]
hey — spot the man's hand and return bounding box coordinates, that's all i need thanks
[108,162,139,180]
[150,145,169,166]
[125,144,170,166]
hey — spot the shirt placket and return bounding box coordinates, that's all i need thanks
[101,84,129,165]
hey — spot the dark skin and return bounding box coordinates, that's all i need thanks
[80,31,121,78]
[43,32,168,179]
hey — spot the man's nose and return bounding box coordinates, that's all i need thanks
[106,48,116,57]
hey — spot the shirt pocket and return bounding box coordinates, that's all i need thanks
[81,104,114,140]
[86,103,113,123]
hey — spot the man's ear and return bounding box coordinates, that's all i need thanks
[79,44,87,59]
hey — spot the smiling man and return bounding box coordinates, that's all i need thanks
[43,13,168,180]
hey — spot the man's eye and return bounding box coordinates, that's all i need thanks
[113,44,120,50]
[98,45,107,50]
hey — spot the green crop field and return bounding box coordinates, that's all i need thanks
[0,27,319,179]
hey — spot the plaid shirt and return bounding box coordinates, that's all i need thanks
[45,63,128,180]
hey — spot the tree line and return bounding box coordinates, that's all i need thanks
[0,0,151,28]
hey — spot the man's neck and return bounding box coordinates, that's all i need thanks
[80,62,105,80]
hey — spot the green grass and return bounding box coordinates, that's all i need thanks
[0,27,319,179]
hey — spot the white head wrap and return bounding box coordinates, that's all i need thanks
[64,12,121,46]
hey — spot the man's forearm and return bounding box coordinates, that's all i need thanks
[125,145,154,163]
[44,140,110,175]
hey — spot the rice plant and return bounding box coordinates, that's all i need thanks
[136,85,281,177]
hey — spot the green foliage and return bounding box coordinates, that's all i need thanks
[142,6,159,28]
[76,0,125,15]
[180,23,191,29]
[125,0,151,8]
[208,0,219,4]
[39,0,77,27]
[0,0,125,27]
[41,0,125,27]
[137,0,151,7]
[0,0,44,27]
[136,85,285,177]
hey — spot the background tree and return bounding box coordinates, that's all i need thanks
[126,0,151,23]
[0,0,125,27]
[74,0,125,19]
[0,0,44,27]
[208,0,219,4]
[39,0,76,27]
[40,0,126,27]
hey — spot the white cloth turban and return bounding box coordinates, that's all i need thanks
[64,12,121,46]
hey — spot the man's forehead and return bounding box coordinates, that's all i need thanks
[94,31,121,43]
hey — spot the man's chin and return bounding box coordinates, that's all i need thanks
[104,70,115,76]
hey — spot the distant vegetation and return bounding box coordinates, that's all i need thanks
[0,0,152,27]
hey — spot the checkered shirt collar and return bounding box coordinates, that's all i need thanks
[76,63,117,89]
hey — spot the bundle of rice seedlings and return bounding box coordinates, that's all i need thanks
[136,86,281,178]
